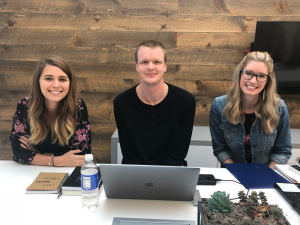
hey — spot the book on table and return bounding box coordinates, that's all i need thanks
[26,172,69,194]
[275,164,300,183]
[62,166,102,196]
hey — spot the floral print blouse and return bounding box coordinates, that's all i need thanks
[10,97,91,164]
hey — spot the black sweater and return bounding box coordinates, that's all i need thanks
[113,83,196,166]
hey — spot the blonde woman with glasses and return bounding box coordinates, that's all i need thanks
[209,51,292,169]
[10,56,91,167]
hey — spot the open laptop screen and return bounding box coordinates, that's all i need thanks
[99,164,200,201]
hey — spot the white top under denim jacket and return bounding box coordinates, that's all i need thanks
[209,95,292,165]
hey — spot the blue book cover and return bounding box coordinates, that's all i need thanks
[224,163,290,189]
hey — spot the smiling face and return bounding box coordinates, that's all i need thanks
[39,65,70,107]
[240,61,268,98]
[136,46,167,86]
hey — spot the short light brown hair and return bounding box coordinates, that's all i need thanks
[135,40,167,63]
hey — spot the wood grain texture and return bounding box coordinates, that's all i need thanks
[0,105,16,121]
[215,0,225,13]
[0,0,178,16]
[0,148,14,161]
[177,32,254,48]
[91,135,111,151]
[275,1,283,12]
[93,150,111,163]
[0,60,237,81]
[0,75,231,96]
[0,45,245,65]
[90,122,116,135]
[0,133,11,149]
[0,29,177,48]
[282,0,291,14]
[0,121,13,132]
[0,91,30,106]
[178,0,300,16]
[1,13,300,33]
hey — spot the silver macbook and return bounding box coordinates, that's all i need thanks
[99,164,200,201]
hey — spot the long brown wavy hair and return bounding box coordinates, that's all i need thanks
[223,51,279,133]
[28,55,77,146]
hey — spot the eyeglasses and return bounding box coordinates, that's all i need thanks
[240,70,269,83]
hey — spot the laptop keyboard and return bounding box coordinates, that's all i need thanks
[282,192,300,213]
[284,192,300,207]
[275,183,300,214]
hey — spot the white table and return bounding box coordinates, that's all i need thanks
[0,160,299,225]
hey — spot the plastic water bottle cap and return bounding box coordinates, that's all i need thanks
[85,154,93,161]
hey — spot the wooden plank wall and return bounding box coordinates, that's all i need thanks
[1,0,300,163]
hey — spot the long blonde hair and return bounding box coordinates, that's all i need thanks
[223,51,279,133]
[28,55,77,146]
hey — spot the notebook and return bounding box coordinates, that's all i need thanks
[224,163,290,189]
[26,172,69,194]
[61,166,102,196]
[99,164,200,201]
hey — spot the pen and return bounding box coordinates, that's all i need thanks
[57,188,62,199]
[57,173,70,199]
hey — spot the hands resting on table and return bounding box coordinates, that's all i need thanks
[18,135,85,167]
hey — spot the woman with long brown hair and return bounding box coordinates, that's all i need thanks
[10,55,91,166]
[209,51,292,169]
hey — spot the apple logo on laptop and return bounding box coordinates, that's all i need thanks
[145,182,153,187]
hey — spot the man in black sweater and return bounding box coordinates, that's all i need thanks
[113,40,196,166]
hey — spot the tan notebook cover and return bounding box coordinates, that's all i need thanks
[26,172,69,193]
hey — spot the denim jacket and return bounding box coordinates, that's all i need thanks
[209,95,292,165]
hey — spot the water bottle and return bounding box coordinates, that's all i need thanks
[81,154,99,209]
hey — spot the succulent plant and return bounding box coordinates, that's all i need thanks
[252,218,264,225]
[238,190,247,205]
[258,191,268,206]
[208,191,233,214]
[249,191,259,204]
[246,198,259,216]
[271,207,283,219]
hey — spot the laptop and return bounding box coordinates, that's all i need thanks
[99,164,200,201]
[275,183,300,214]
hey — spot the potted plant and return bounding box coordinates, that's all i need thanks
[198,191,290,225]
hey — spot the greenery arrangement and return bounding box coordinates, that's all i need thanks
[201,191,288,225]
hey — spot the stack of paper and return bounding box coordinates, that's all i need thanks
[275,164,300,183]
